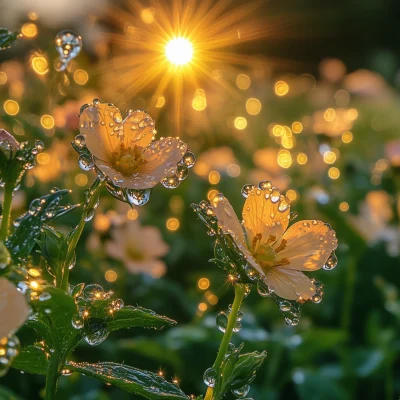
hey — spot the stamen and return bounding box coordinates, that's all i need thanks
[274,239,287,253]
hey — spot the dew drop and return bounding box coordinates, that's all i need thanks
[216,311,228,333]
[241,184,255,198]
[82,318,109,346]
[203,367,217,388]
[54,30,82,72]
[74,134,86,149]
[0,334,20,377]
[232,384,250,398]
[126,188,152,206]
[78,154,94,171]
[72,316,85,330]
[258,181,272,190]
[182,151,196,168]
[161,175,180,189]
[323,251,338,270]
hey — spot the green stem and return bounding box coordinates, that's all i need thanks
[59,179,104,291]
[45,351,61,400]
[0,181,14,241]
[204,284,247,400]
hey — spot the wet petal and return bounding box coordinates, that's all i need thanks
[122,110,156,148]
[210,193,245,245]
[242,187,290,247]
[0,129,19,150]
[134,138,187,188]
[94,158,126,187]
[79,102,122,161]
[0,278,29,337]
[265,268,316,301]
[273,220,338,271]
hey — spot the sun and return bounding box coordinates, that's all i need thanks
[165,37,193,66]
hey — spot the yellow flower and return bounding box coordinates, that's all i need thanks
[0,278,29,338]
[106,220,169,278]
[78,100,194,190]
[210,182,338,301]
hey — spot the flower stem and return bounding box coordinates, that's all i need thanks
[204,284,247,400]
[0,181,14,241]
[45,351,61,400]
[59,179,104,291]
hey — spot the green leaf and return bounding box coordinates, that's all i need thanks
[108,306,176,332]
[0,28,19,50]
[12,345,48,375]
[350,349,385,377]
[36,225,69,278]
[68,361,189,399]
[6,189,78,261]
[30,286,79,355]
[223,350,267,391]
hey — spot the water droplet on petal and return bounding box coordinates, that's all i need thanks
[78,154,94,171]
[241,184,255,198]
[323,251,338,270]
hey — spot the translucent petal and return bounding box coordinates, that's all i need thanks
[273,220,338,271]
[264,268,316,301]
[242,187,290,247]
[122,110,156,148]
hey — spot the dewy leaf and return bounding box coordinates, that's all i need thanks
[12,345,48,375]
[6,189,78,261]
[107,306,177,332]
[0,28,19,50]
[68,361,189,400]
[30,286,79,355]
[222,351,267,391]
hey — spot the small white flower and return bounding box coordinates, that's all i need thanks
[106,220,169,278]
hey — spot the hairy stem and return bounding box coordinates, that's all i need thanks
[45,351,61,400]
[204,284,246,400]
[59,179,104,291]
[0,181,14,241]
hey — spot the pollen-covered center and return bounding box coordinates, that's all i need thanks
[250,233,289,272]
[112,143,147,177]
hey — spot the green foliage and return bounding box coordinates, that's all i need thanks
[6,190,78,261]
[67,361,189,399]
[0,28,19,50]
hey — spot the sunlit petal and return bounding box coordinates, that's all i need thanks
[265,268,317,301]
[273,220,338,271]
[242,187,290,247]
[122,110,156,148]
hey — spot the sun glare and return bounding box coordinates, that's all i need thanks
[165,37,193,66]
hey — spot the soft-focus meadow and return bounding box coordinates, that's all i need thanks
[1,0,400,399]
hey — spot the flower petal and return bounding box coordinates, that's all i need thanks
[273,220,338,271]
[125,259,166,278]
[0,278,29,337]
[122,110,156,148]
[265,268,316,301]
[210,194,245,244]
[0,129,19,150]
[79,102,123,161]
[210,193,263,275]
[132,138,187,188]
[242,187,290,247]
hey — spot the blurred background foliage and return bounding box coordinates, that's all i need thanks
[1,0,400,399]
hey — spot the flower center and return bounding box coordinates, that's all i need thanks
[112,143,147,176]
[126,246,145,261]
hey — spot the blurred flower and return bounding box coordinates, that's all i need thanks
[385,139,400,167]
[349,190,399,256]
[344,69,387,97]
[0,278,29,338]
[319,58,346,83]
[194,147,238,179]
[312,107,355,137]
[250,148,289,190]
[210,183,338,301]
[79,101,190,190]
[106,220,169,278]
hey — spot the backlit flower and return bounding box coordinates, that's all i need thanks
[0,129,20,155]
[76,100,195,194]
[106,219,169,278]
[209,182,338,301]
[0,278,29,338]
